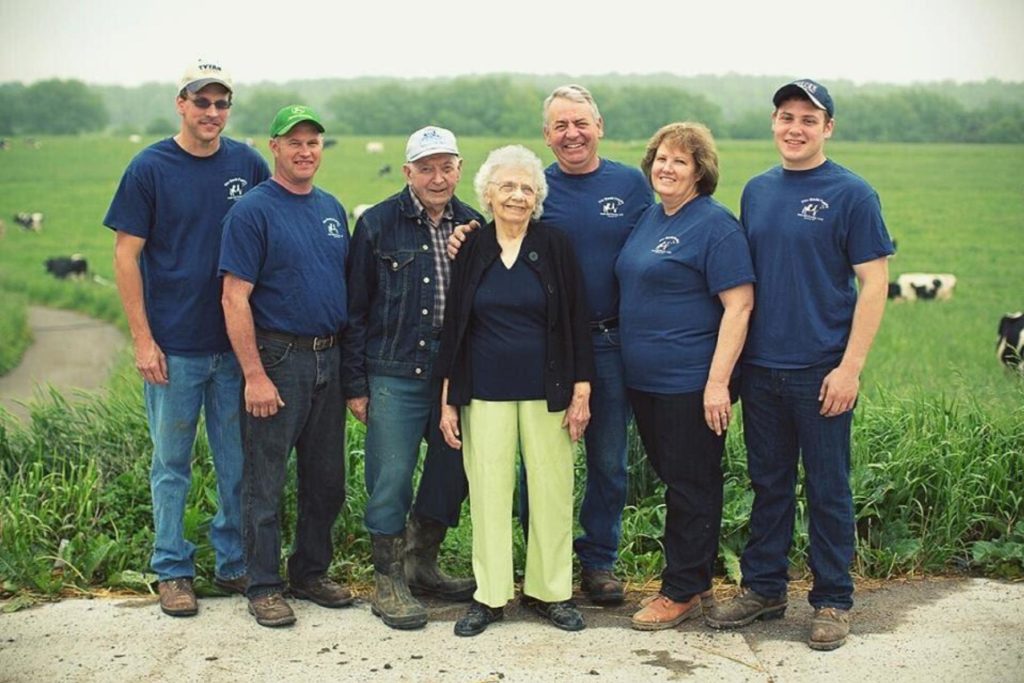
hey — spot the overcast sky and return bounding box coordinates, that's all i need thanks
[2,0,1022,87]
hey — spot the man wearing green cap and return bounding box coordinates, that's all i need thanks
[220,105,352,628]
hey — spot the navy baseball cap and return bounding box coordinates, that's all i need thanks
[773,79,834,118]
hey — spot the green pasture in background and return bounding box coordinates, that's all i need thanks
[0,135,1022,596]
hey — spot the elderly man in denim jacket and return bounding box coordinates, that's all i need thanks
[343,126,483,630]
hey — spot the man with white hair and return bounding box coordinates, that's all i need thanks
[104,58,269,618]
[343,126,484,630]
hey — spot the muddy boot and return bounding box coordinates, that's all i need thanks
[404,515,476,602]
[371,533,428,630]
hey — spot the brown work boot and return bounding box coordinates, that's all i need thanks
[639,589,714,610]
[158,578,198,617]
[580,567,625,605]
[808,607,850,651]
[371,534,428,630]
[705,587,787,629]
[247,592,296,628]
[289,575,354,608]
[631,593,702,631]
[213,574,249,595]
[404,515,476,601]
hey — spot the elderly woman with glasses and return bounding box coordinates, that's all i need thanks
[615,122,755,630]
[436,144,595,637]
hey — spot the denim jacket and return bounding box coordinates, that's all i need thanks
[342,186,483,398]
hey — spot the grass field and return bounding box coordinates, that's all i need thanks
[1,133,1022,595]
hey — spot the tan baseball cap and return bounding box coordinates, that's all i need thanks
[179,58,233,94]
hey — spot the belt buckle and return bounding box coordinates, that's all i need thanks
[312,335,333,351]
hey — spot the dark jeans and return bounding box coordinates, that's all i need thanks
[242,336,346,598]
[739,363,855,610]
[628,386,727,602]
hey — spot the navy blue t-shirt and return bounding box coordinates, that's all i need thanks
[469,257,547,401]
[741,160,894,369]
[219,180,350,337]
[616,196,755,393]
[103,137,270,355]
[544,159,653,321]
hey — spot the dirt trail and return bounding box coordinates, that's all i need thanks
[0,306,125,421]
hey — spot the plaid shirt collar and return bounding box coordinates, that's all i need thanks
[408,189,454,228]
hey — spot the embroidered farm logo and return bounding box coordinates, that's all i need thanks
[652,236,679,255]
[323,218,343,239]
[598,196,625,218]
[224,177,248,201]
[798,197,830,221]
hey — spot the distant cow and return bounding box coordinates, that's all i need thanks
[377,164,392,177]
[365,141,384,154]
[887,273,957,301]
[14,212,43,231]
[45,254,88,279]
[351,203,374,223]
[997,312,1024,373]
[323,138,338,149]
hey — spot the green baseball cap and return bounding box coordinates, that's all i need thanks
[270,104,326,137]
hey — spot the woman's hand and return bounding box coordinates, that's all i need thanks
[439,379,462,448]
[563,381,592,442]
[703,379,732,436]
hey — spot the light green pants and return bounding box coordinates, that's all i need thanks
[461,398,575,608]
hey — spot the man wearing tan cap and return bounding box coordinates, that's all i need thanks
[221,105,353,628]
[342,126,483,630]
[104,58,269,618]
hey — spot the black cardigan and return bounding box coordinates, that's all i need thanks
[436,220,596,412]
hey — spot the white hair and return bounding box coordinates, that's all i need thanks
[542,84,602,129]
[473,145,547,220]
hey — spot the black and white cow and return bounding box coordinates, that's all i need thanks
[887,273,957,301]
[997,312,1024,373]
[14,211,43,231]
[44,254,88,279]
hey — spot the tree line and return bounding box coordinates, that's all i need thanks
[2,76,1022,143]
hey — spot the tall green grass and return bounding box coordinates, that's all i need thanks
[0,293,31,376]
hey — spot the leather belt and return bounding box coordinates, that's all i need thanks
[589,317,619,333]
[256,328,337,351]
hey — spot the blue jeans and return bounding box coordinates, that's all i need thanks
[145,352,245,582]
[242,337,347,597]
[363,373,467,536]
[521,329,630,570]
[739,363,855,610]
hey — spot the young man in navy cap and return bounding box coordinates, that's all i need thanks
[706,79,893,651]
[221,105,353,628]
[104,58,269,618]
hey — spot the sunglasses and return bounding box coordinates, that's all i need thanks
[188,96,232,110]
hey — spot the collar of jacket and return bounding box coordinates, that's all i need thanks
[476,220,550,270]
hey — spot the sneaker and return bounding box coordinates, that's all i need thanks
[705,588,787,629]
[289,575,354,608]
[158,578,198,617]
[248,592,296,628]
[631,593,702,631]
[454,600,504,637]
[521,595,585,632]
[808,607,850,651]
[213,574,249,595]
[580,568,625,605]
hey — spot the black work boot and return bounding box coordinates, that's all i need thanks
[371,533,428,630]
[404,515,476,602]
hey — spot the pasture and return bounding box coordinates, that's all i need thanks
[0,134,1022,594]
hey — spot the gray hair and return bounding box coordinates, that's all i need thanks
[474,145,548,220]
[542,84,602,129]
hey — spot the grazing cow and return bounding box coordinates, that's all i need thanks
[365,141,384,153]
[129,134,142,143]
[14,212,43,231]
[887,273,957,301]
[323,138,338,149]
[377,164,392,177]
[997,312,1024,372]
[351,203,374,223]
[45,254,88,279]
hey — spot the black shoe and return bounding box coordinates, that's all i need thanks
[454,600,504,637]
[521,595,585,632]
[580,567,625,606]
[213,574,249,595]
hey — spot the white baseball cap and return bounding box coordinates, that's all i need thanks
[405,126,459,162]
[179,58,233,94]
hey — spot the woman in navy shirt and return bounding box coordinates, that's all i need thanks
[437,145,594,636]
[615,122,755,630]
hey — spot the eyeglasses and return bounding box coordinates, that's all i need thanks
[490,181,536,197]
[189,96,232,110]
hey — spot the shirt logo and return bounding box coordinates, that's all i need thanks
[324,217,343,239]
[599,196,625,218]
[651,236,679,255]
[225,177,248,201]
[798,197,830,221]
